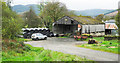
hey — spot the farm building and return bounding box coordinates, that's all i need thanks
[102,9,118,35]
[52,16,105,36]
[52,16,79,34]
[104,19,118,35]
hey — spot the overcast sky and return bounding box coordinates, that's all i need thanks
[11,0,120,10]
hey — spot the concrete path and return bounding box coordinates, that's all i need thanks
[24,37,118,61]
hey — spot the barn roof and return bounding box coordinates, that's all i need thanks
[104,19,116,23]
[54,16,80,25]
[54,16,103,25]
[105,23,118,29]
[104,20,118,29]
[71,16,103,25]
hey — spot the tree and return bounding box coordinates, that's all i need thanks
[2,1,24,39]
[23,7,42,28]
[103,16,110,21]
[95,14,104,21]
[0,1,2,40]
[115,12,120,35]
[38,1,75,29]
[43,2,67,22]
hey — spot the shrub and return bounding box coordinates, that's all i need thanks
[23,46,31,51]
[19,42,25,46]
[9,42,16,46]
[2,2,24,39]
[16,48,24,54]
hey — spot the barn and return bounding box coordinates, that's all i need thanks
[52,16,105,36]
[52,16,80,34]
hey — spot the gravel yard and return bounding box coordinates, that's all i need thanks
[24,37,118,61]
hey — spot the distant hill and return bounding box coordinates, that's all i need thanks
[104,10,118,17]
[12,4,115,16]
[12,4,40,15]
[74,9,114,17]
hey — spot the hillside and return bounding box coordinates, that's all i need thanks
[12,4,40,15]
[12,4,115,16]
[74,9,114,16]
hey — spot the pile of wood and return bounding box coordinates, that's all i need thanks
[88,39,98,44]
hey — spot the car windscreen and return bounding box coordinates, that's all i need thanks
[36,34,43,36]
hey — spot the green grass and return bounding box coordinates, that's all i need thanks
[16,38,32,42]
[77,37,119,54]
[2,44,93,61]
[0,52,2,63]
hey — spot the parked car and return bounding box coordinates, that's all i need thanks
[31,33,47,40]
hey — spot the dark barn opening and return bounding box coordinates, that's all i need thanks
[105,29,111,35]
[52,16,80,34]
[53,24,78,34]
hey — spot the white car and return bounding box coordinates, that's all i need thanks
[31,33,47,40]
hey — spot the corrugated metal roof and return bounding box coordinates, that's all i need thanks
[105,23,118,29]
[104,20,116,23]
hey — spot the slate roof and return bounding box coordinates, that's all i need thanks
[54,16,80,25]
[71,16,103,25]
[54,16,103,25]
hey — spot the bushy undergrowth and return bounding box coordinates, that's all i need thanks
[2,39,30,53]
[2,38,92,61]
[2,44,92,61]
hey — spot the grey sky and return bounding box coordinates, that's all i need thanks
[11,0,120,10]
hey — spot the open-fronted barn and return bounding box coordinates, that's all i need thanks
[52,16,80,34]
[52,16,105,36]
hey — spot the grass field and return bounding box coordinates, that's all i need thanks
[2,44,93,61]
[76,37,119,54]
[16,38,32,42]
[0,52,2,63]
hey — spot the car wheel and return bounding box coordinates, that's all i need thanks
[44,37,47,40]
[32,39,34,40]
[36,38,39,41]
